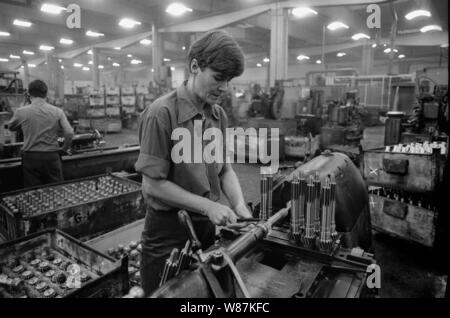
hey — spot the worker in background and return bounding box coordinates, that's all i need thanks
[135,30,252,295]
[6,79,74,187]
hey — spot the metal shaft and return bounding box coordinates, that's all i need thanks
[305,176,315,240]
[330,174,337,238]
[314,172,321,234]
[260,176,268,220]
[290,175,300,238]
[299,174,306,231]
[267,174,273,217]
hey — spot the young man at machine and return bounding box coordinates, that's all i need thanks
[135,30,253,295]
[6,79,74,187]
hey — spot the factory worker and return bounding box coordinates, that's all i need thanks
[7,79,74,187]
[135,30,252,295]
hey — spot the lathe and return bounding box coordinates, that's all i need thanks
[126,152,376,298]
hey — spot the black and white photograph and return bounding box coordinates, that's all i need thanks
[0,0,448,304]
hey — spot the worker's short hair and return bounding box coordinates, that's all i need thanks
[188,30,245,81]
[28,80,48,98]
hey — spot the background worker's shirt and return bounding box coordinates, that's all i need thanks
[8,98,74,152]
[135,82,229,213]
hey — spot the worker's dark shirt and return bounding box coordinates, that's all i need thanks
[7,98,74,152]
[135,81,229,212]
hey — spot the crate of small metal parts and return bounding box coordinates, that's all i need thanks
[0,174,144,241]
[0,229,129,298]
[368,187,437,247]
[361,141,447,193]
[86,219,144,287]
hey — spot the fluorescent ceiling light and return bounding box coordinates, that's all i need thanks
[182,46,186,50]
[60,65,64,69]
[372,43,377,48]
[60,38,73,45]
[23,50,34,55]
[297,55,310,61]
[420,25,442,33]
[292,7,317,18]
[41,3,66,14]
[166,3,193,16]
[113,62,120,67]
[263,57,270,63]
[140,39,152,45]
[127,54,133,58]
[170,66,175,71]
[398,54,405,59]
[441,43,449,48]
[352,33,370,40]
[151,68,154,72]
[86,30,104,37]
[82,67,90,71]
[73,63,83,67]
[384,48,398,53]
[256,63,262,67]
[114,47,121,50]
[0,31,11,37]
[0,58,9,62]
[131,59,142,64]
[316,60,322,64]
[58,59,62,62]
[119,18,142,29]
[39,45,54,51]
[28,64,36,68]
[98,65,104,69]
[107,57,111,61]
[405,10,431,20]
[87,50,93,55]
[13,19,32,27]
[9,54,20,59]
[88,61,93,65]
[163,58,171,62]
[327,21,349,31]
[337,52,347,57]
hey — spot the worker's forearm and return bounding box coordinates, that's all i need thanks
[220,167,246,209]
[61,134,73,151]
[142,176,213,216]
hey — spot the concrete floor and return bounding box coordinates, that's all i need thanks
[103,125,447,298]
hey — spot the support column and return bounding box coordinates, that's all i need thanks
[269,4,288,87]
[21,59,30,88]
[152,23,163,86]
[361,42,373,75]
[45,53,59,101]
[92,47,100,90]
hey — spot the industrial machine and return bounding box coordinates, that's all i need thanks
[125,152,375,298]
[247,81,284,120]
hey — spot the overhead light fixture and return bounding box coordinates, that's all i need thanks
[73,63,83,68]
[170,66,175,71]
[9,54,20,59]
[40,3,66,14]
[256,63,262,67]
[58,59,62,63]
[337,52,347,57]
[316,60,322,64]
[118,18,142,29]
[86,30,104,37]
[292,7,318,18]
[23,50,34,55]
[151,68,154,72]
[82,66,90,71]
[60,65,64,69]
[352,33,370,40]
[59,38,73,45]
[140,39,152,45]
[114,47,121,50]
[39,45,54,51]
[0,31,11,37]
[87,50,93,55]
[420,25,442,33]
[398,54,405,59]
[113,62,120,67]
[372,43,377,48]
[28,64,36,68]
[131,59,142,65]
[127,54,133,58]
[98,65,104,69]
[384,48,398,53]
[0,58,9,62]
[405,10,431,20]
[13,19,32,27]
[297,55,310,61]
[163,58,171,62]
[166,3,193,16]
[327,21,349,31]
[107,57,111,61]
[263,57,270,63]
[182,46,186,50]
[441,43,449,48]
[88,61,93,65]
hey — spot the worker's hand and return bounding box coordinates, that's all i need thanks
[204,202,237,226]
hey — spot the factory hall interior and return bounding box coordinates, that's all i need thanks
[0,0,448,300]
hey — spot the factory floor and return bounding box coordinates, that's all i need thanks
[103,126,447,298]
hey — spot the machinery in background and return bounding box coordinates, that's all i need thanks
[121,87,138,129]
[247,81,284,120]
[137,152,375,298]
[0,71,25,95]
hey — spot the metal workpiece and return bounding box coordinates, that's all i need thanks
[303,177,316,249]
[259,176,268,220]
[267,174,274,218]
[330,174,338,240]
[159,248,179,287]
[290,175,301,241]
[176,240,192,276]
[313,172,321,235]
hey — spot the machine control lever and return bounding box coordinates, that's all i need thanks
[178,210,203,258]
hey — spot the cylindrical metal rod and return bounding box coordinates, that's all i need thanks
[314,172,321,234]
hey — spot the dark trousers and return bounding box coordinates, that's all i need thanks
[140,206,215,296]
[22,151,63,188]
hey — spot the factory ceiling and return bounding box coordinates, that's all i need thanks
[0,0,447,72]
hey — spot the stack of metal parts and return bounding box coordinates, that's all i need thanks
[159,241,192,287]
[385,141,447,155]
[106,240,142,286]
[289,173,338,253]
[1,175,139,216]
[259,167,275,220]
